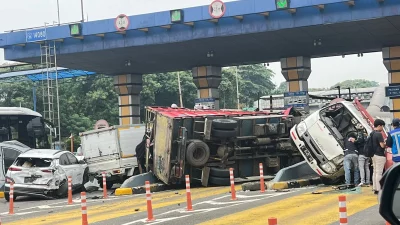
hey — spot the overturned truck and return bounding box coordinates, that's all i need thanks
[144,107,302,186]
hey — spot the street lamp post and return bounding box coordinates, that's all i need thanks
[57,0,61,25]
[177,72,183,108]
[236,66,240,110]
[80,0,85,22]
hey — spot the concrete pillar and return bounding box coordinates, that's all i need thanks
[192,66,222,109]
[280,56,311,112]
[383,47,400,119]
[113,74,142,125]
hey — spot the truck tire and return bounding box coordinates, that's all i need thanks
[186,140,210,167]
[210,167,230,178]
[209,176,230,186]
[212,119,237,130]
[212,128,237,138]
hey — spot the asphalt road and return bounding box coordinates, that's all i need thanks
[0,185,388,225]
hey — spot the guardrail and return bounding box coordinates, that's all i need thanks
[4,20,83,33]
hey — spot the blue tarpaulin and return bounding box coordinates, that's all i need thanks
[0,67,96,82]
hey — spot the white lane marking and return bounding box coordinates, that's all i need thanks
[0,194,133,215]
[122,190,297,225]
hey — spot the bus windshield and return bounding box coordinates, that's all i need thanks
[0,108,49,149]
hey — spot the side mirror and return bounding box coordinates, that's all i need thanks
[379,163,400,225]
[78,160,86,164]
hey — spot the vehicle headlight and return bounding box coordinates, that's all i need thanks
[320,162,336,174]
[331,155,344,165]
[296,121,308,137]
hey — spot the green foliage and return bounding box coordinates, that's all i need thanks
[0,63,277,149]
[141,71,197,110]
[274,82,287,95]
[220,65,276,108]
[330,79,379,89]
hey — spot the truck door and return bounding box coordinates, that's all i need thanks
[153,114,173,184]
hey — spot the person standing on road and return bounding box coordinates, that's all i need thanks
[385,118,400,165]
[371,119,387,194]
[356,129,370,187]
[343,132,360,185]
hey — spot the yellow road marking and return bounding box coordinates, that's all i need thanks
[199,187,378,225]
[6,185,241,225]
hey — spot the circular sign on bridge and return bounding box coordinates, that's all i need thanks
[115,14,130,31]
[209,0,226,19]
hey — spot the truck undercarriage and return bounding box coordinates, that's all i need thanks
[144,107,303,186]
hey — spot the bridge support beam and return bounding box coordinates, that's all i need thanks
[383,47,400,118]
[114,74,143,125]
[192,66,222,109]
[280,56,311,112]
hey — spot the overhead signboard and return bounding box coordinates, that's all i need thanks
[276,0,290,10]
[115,14,130,31]
[284,91,309,108]
[385,86,400,98]
[26,28,47,42]
[209,0,226,19]
[69,23,82,37]
[170,9,183,23]
[195,98,216,109]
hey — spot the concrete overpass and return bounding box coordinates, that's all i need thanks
[1,0,400,123]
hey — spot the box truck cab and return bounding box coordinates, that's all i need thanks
[290,100,373,183]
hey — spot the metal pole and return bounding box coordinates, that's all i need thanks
[347,87,351,99]
[270,95,273,112]
[336,86,341,98]
[177,72,183,108]
[33,85,37,112]
[258,92,260,110]
[80,0,85,22]
[53,41,62,145]
[57,0,61,25]
[70,134,74,153]
[236,66,240,109]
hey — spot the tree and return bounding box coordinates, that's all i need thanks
[0,63,277,149]
[330,79,379,89]
[220,64,276,108]
[141,71,197,111]
[274,82,287,94]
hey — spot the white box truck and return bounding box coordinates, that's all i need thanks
[80,124,145,189]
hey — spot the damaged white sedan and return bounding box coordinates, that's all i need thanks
[4,149,88,201]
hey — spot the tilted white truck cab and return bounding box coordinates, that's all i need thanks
[80,124,145,189]
[290,100,373,183]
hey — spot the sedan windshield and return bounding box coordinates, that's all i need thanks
[15,157,52,168]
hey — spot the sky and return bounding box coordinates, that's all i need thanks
[0,0,389,88]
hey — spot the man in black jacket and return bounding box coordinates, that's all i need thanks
[343,132,360,185]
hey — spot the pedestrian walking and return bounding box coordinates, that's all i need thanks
[386,118,400,165]
[370,119,387,194]
[343,132,360,185]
